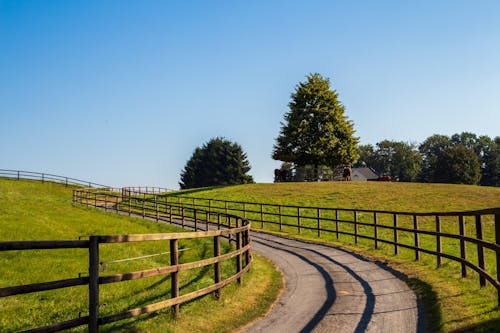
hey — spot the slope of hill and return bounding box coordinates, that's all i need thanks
[0,179,281,332]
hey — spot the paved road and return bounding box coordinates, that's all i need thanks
[242,232,422,333]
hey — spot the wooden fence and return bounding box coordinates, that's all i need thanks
[161,195,500,305]
[0,169,108,188]
[0,189,251,333]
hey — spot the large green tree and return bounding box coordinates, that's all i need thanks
[272,73,358,180]
[179,137,254,189]
[433,144,481,185]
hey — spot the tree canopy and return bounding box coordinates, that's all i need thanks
[272,73,358,179]
[179,137,254,189]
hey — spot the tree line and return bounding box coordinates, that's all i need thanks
[178,73,498,189]
[357,133,500,186]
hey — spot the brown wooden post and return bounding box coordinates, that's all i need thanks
[459,215,467,277]
[436,215,442,267]
[205,210,209,231]
[494,211,500,306]
[414,215,420,261]
[354,211,358,244]
[317,208,321,238]
[155,195,159,222]
[297,207,301,234]
[170,239,179,315]
[335,210,339,239]
[225,201,228,216]
[217,213,221,230]
[94,192,97,207]
[236,231,242,284]
[194,209,198,231]
[374,212,378,249]
[279,205,283,231]
[476,215,486,287]
[88,236,99,333]
[393,214,399,255]
[142,193,146,218]
[260,204,264,228]
[128,194,131,216]
[169,205,173,223]
[214,235,221,299]
[243,203,247,219]
[181,207,185,228]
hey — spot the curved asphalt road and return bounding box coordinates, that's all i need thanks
[242,232,422,333]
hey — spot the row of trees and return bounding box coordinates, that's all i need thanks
[357,133,500,185]
[178,73,498,188]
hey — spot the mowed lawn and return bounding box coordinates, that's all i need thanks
[0,179,282,332]
[172,181,500,332]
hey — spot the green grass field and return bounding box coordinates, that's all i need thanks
[0,179,282,332]
[171,181,500,332]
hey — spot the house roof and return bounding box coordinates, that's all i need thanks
[352,167,379,180]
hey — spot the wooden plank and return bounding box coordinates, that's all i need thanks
[0,277,88,297]
[0,240,89,251]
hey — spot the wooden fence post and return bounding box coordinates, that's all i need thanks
[236,231,242,284]
[170,239,179,316]
[374,212,378,249]
[89,236,100,333]
[436,216,442,267]
[279,205,283,232]
[495,212,500,306]
[217,213,221,230]
[476,215,486,287]
[317,208,321,238]
[297,208,301,234]
[155,195,159,222]
[414,215,420,261]
[260,204,264,229]
[142,193,146,218]
[393,214,398,255]
[214,235,221,299]
[194,209,198,231]
[354,211,358,244]
[181,207,185,228]
[335,210,339,239]
[459,215,467,277]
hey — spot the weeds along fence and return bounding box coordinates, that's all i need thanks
[0,189,251,333]
[0,169,108,188]
[162,195,500,305]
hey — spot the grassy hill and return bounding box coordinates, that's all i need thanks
[172,181,500,332]
[0,179,281,332]
[174,181,500,212]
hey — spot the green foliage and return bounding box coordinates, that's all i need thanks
[356,141,422,181]
[418,134,452,182]
[434,144,481,185]
[179,137,254,189]
[272,73,358,177]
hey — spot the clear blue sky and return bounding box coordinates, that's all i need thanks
[1,1,499,188]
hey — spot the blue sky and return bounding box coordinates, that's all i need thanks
[1,1,499,188]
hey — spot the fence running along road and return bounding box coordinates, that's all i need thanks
[0,186,251,333]
[0,169,108,188]
[163,195,500,306]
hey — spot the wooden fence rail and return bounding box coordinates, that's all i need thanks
[0,189,251,333]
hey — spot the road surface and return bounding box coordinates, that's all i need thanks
[242,232,422,333]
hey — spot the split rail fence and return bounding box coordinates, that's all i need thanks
[165,195,500,305]
[0,187,251,333]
